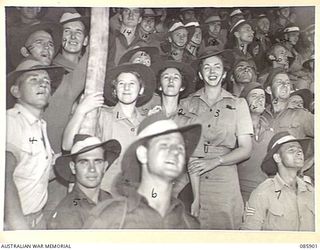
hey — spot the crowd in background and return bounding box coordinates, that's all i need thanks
[5,6,315,230]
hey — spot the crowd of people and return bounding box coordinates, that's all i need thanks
[5,6,315,231]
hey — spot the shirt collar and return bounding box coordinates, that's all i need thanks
[113,103,143,122]
[274,173,311,193]
[14,103,44,125]
[196,87,235,106]
[73,184,111,205]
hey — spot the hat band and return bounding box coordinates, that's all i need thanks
[230,19,246,32]
[138,120,179,138]
[271,135,297,149]
[185,21,200,27]
[169,22,185,32]
[284,27,300,33]
[71,137,103,154]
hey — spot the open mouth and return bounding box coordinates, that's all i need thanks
[208,75,218,81]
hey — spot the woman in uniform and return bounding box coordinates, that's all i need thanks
[180,48,253,229]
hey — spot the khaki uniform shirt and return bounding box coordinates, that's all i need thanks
[6,104,54,215]
[79,103,144,193]
[242,173,315,231]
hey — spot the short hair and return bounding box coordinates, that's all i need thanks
[111,71,145,99]
[157,67,184,87]
[119,8,144,16]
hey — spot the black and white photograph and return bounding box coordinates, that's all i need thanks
[3,4,316,235]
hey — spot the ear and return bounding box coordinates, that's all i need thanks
[265,86,272,95]
[83,36,89,46]
[198,71,203,80]
[136,145,148,165]
[119,14,123,22]
[10,85,21,99]
[103,161,109,172]
[268,54,276,61]
[139,85,145,95]
[230,73,235,83]
[138,16,142,24]
[234,31,240,39]
[69,161,76,175]
[20,47,30,58]
[273,153,281,164]
[168,36,172,43]
[222,71,227,81]
[180,85,186,92]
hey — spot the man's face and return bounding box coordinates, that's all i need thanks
[15,70,51,109]
[181,10,196,22]
[246,88,265,114]
[279,8,290,18]
[233,60,254,84]
[200,56,224,87]
[121,8,142,28]
[140,17,156,33]
[19,7,41,20]
[115,72,141,105]
[147,132,186,181]
[24,30,54,65]
[208,21,221,38]
[130,51,151,66]
[72,147,106,189]
[160,68,183,97]
[278,141,304,169]
[285,32,299,46]
[191,27,202,45]
[62,20,87,54]
[288,95,304,109]
[235,23,254,43]
[271,73,291,100]
[273,45,289,69]
[170,28,188,47]
[257,17,270,34]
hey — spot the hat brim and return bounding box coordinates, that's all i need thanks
[54,139,121,184]
[151,60,196,98]
[229,19,255,34]
[9,22,62,67]
[7,65,65,90]
[191,49,234,72]
[261,138,310,176]
[60,16,90,30]
[104,63,156,107]
[118,46,160,65]
[119,123,202,191]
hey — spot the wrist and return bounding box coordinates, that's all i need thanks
[217,156,224,165]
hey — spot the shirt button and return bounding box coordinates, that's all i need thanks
[205,176,209,179]
[210,109,212,112]
[46,156,48,159]
[208,124,211,128]
[207,141,210,145]
[131,128,135,132]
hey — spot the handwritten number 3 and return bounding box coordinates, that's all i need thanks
[214,109,220,117]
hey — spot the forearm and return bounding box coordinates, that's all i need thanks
[217,145,252,166]
[62,111,86,151]
[5,152,29,230]
[189,171,200,201]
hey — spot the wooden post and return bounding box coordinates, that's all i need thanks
[83,7,109,129]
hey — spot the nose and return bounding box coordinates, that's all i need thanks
[124,83,130,90]
[88,162,97,172]
[70,31,76,39]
